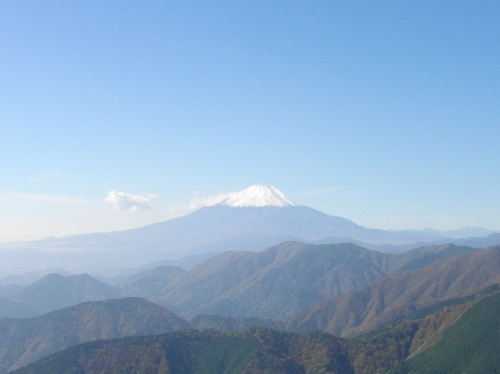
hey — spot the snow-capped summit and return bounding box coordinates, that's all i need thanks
[219,185,299,208]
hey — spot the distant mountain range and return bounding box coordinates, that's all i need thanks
[289,246,500,336]
[0,185,498,276]
[0,298,189,373]
[2,242,498,325]
[0,241,498,373]
[150,242,394,319]
[0,186,498,372]
[9,291,500,374]
[0,242,395,319]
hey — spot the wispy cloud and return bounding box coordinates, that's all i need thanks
[298,187,338,196]
[0,192,90,205]
[169,192,233,212]
[105,191,158,211]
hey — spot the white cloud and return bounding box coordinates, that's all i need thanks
[169,192,234,212]
[0,191,175,243]
[105,191,158,211]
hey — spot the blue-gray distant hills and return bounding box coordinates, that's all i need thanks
[5,243,499,374]
[0,185,497,275]
[0,297,190,373]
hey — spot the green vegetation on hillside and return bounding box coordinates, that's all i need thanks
[390,244,478,273]
[190,314,287,331]
[289,247,500,336]
[155,242,394,319]
[10,329,365,374]
[9,291,500,373]
[399,291,500,373]
[0,298,190,373]
[2,245,499,373]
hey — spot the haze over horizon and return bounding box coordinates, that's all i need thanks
[1,1,499,242]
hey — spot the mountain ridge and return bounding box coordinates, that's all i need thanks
[0,297,190,373]
[0,185,497,276]
[289,246,500,336]
[11,291,500,374]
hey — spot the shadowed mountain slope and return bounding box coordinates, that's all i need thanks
[153,241,397,318]
[8,273,120,316]
[3,242,490,322]
[0,297,33,319]
[0,297,190,373]
[289,246,500,336]
[120,265,186,299]
[8,293,500,373]
[388,243,480,273]
[114,242,489,320]
[8,329,366,374]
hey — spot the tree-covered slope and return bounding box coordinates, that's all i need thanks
[289,246,500,336]
[155,241,395,318]
[389,243,479,273]
[0,297,190,373]
[8,329,358,374]
[190,314,286,332]
[395,291,500,373]
[120,265,186,299]
[119,242,489,321]
[9,293,500,374]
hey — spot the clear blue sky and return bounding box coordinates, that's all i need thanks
[1,1,499,242]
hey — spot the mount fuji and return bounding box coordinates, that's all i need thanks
[219,185,298,207]
[0,185,453,275]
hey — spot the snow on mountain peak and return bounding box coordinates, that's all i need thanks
[219,185,298,208]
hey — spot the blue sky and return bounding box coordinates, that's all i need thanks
[1,1,499,242]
